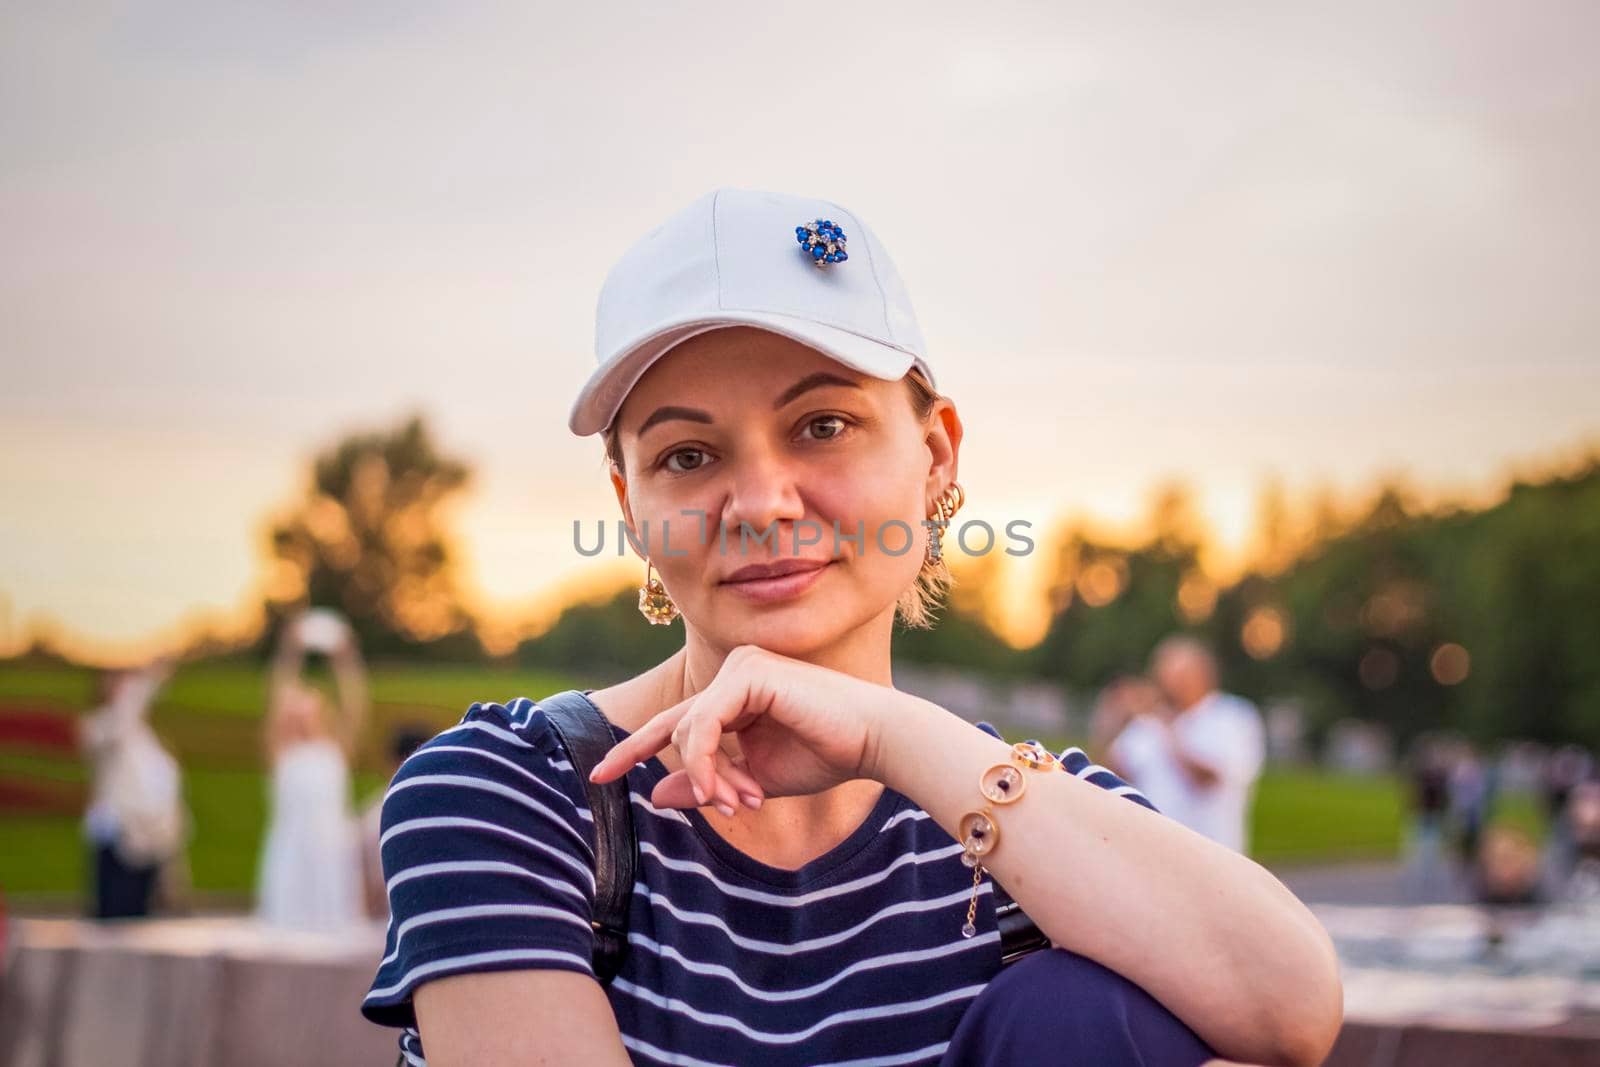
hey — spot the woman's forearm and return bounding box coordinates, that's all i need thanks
[867,692,1342,1067]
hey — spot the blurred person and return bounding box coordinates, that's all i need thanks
[256,609,368,930]
[1541,744,1593,821]
[1473,823,1543,907]
[1475,821,1548,961]
[1448,743,1492,869]
[1401,733,1455,903]
[78,657,190,919]
[1557,779,1600,903]
[1109,636,1266,854]
[359,724,431,920]
[1539,744,1595,889]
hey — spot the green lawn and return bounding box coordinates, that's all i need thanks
[1028,735,1409,865]
[2,661,1426,903]
[0,660,589,720]
[1249,769,1404,864]
[0,660,582,905]
[0,751,390,896]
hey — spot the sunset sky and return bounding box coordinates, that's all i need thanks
[3,2,1597,660]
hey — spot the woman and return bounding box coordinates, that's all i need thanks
[362,188,1342,1065]
[257,609,367,930]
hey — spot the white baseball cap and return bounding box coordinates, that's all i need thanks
[568,186,936,438]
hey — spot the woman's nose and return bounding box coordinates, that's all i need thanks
[719,451,808,551]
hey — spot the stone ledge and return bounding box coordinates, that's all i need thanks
[0,918,397,1067]
[5,917,1600,1066]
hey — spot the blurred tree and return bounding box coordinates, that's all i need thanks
[1214,483,1452,749]
[1247,475,1298,577]
[1451,463,1600,749]
[894,545,1025,674]
[1027,483,1207,689]
[259,413,479,658]
[1010,459,1600,754]
[226,423,1598,754]
[1221,461,1600,752]
[514,585,685,678]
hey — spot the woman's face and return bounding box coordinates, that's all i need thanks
[611,326,959,655]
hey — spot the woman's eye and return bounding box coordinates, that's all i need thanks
[663,448,709,474]
[804,416,848,441]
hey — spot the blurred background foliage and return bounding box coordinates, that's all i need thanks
[4,413,1595,900]
[13,412,1600,752]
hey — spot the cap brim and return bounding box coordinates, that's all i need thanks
[568,310,930,437]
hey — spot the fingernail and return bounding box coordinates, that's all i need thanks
[741,792,762,810]
[716,802,736,817]
[692,783,706,806]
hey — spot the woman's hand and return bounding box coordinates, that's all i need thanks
[586,645,903,815]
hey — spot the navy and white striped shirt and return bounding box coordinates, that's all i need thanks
[361,692,1157,1066]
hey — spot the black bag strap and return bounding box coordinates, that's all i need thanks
[993,880,1052,964]
[536,688,636,985]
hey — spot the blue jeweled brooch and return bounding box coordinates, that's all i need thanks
[794,218,848,267]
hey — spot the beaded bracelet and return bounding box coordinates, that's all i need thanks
[957,740,1065,938]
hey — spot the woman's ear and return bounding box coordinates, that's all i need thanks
[924,397,964,503]
[609,463,644,561]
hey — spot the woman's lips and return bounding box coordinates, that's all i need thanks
[720,560,835,603]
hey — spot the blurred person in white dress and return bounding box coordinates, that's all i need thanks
[256,609,368,930]
[1105,636,1266,854]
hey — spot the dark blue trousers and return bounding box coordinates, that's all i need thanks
[90,841,158,919]
[939,948,1216,1066]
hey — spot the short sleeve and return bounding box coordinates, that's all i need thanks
[974,720,1159,814]
[361,698,601,1030]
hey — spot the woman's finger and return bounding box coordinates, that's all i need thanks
[703,747,752,814]
[589,692,696,783]
[707,749,761,814]
[682,701,733,810]
[718,751,764,808]
[649,771,700,811]
[650,749,763,814]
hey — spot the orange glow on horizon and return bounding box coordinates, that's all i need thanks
[4,438,1597,666]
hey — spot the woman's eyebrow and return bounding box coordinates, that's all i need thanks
[774,372,863,409]
[637,406,712,436]
[637,373,864,437]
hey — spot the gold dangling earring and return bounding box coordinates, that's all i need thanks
[638,558,681,625]
[925,481,965,565]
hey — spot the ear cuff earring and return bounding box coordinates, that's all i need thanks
[926,482,965,565]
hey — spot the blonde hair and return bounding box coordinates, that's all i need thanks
[603,367,953,630]
[889,369,954,630]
